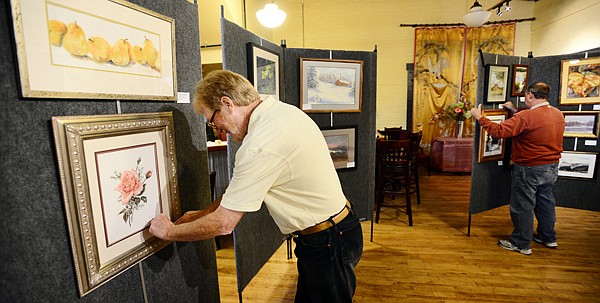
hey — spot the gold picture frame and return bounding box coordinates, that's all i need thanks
[478,109,508,163]
[10,0,177,100]
[559,57,600,105]
[563,111,599,138]
[52,112,180,296]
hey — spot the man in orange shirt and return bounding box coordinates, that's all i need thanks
[471,82,565,255]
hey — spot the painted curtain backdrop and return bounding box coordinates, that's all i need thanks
[414,24,515,148]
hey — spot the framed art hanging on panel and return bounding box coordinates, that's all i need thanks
[484,64,510,103]
[52,112,181,296]
[300,58,363,112]
[246,42,280,99]
[10,0,177,100]
[320,126,357,169]
[558,151,598,180]
[559,57,600,105]
[477,109,508,163]
[511,64,528,97]
[562,111,599,138]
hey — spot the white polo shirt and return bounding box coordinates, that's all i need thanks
[219,96,347,234]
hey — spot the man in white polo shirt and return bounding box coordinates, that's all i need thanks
[150,70,363,302]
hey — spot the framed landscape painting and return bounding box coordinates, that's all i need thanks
[563,111,599,138]
[320,126,357,169]
[484,64,510,103]
[300,58,363,112]
[52,112,180,296]
[511,64,528,97]
[246,42,279,99]
[478,109,508,163]
[558,152,598,180]
[10,0,177,100]
[559,57,600,105]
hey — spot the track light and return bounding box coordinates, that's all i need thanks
[505,1,511,11]
[496,7,502,16]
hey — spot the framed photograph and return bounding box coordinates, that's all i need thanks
[478,109,508,163]
[563,111,599,138]
[300,58,363,112]
[484,64,510,103]
[511,64,528,97]
[321,126,357,169]
[558,152,598,180]
[246,42,279,99]
[10,0,177,100]
[52,112,181,296]
[559,57,600,105]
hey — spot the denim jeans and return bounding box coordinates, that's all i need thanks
[293,208,363,303]
[509,163,559,249]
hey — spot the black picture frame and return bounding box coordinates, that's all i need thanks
[246,42,280,99]
[484,64,510,103]
[320,125,358,170]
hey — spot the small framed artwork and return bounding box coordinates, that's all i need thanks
[558,151,598,180]
[300,58,363,112]
[563,111,599,138]
[10,0,177,100]
[511,64,528,97]
[478,109,508,163]
[559,57,600,105]
[246,42,279,99]
[484,64,510,103]
[52,112,181,296]
[321,126,357,169]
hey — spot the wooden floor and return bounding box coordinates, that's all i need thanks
[216,172,600,302]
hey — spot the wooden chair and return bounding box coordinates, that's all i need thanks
[409,132,423,205]
[377,127,410,141]
[375,139,413,226]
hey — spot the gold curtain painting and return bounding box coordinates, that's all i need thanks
[413,24,515,149]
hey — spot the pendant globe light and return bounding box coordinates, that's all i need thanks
[462,0,491,27]
[256,3,287,28]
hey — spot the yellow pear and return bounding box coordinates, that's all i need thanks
[132,45,146,65]
[111,39,132,66]
[62,22,88,56]
[48,20,67,46]
[88,36,112,63]
[142,37,159,69]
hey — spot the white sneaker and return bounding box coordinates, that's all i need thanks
[498,239,532,255]
[532,234,558,249]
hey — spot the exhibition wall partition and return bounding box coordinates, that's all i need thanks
[220,18,377,295]
[1,1,219,302]
[470,49,600,223]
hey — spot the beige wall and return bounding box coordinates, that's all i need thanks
[532,0,600,56]
[198,0,597,131]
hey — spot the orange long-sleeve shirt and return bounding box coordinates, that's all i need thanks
[478,103,565,166]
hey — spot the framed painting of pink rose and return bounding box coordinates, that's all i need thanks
[52,112,180,297]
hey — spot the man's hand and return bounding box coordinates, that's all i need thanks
[149,213,175,241]
[470,104,483,120]
[502,101,517,113]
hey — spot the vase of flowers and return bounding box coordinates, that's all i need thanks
[442,101,472,138]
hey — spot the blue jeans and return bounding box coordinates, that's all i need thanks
[293,208,363,303]
[509,163,559,249]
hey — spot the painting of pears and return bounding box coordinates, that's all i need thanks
[48,19,161,72]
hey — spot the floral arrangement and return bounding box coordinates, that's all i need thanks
[112,157,152,226]
[441,101,472,121]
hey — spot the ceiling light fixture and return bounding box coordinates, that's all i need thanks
[462,1,492,27]
[505,1,511,11]
[256,3,286,28]
[496,7,502,16]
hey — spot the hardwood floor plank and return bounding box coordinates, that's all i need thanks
[217,173,600,302]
